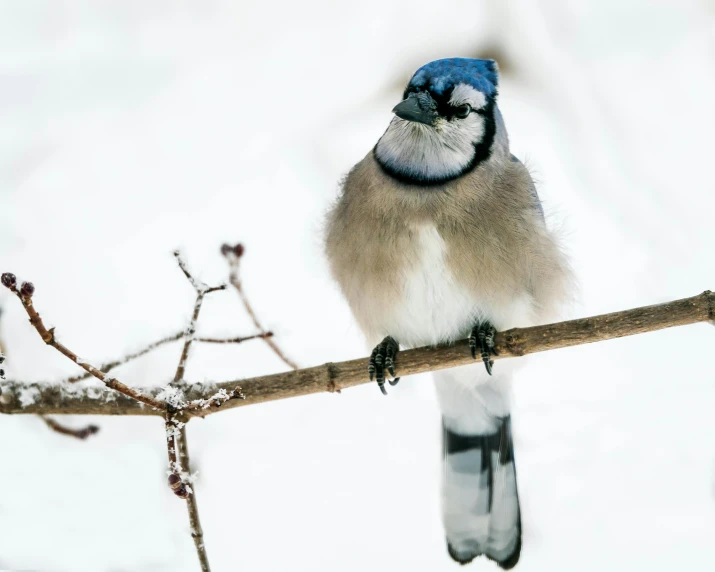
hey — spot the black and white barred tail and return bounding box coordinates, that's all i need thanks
[442,416,521,569]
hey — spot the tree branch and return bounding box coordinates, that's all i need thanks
[1,294,100,440]
[3,290,713,417]
[178,423,210,572]
[0,272,166,412]
[2,250,271,572]
[221,244,299,370]
[172,250,226,385]
[164,251,219,571]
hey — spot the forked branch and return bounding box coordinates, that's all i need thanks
[164,251,224,571]
[0,273,166,411]
[64,331,271,384]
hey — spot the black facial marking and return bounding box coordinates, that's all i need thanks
[374,94,498,187]
[404,85,462,119]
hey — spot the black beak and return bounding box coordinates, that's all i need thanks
[392,95,437,126]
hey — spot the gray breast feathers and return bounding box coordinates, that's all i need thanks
[324,152,571,346]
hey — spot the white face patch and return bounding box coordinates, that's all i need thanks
[375,83,491,182]
[376,111,486,182]
[449,84,487,109]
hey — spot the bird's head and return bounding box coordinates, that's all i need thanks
[375,58,502,185]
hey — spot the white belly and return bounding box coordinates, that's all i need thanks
[384,224,535,348]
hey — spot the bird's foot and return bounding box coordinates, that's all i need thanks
[469,321,498,375]
[368,336,400,395]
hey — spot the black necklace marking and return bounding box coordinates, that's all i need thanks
[375,98,497,187]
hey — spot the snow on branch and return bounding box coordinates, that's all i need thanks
[0,246,296,572]
[0,272,166,411]
[164,250,231,572]
[1,247,712,572]
[2,289,713,418]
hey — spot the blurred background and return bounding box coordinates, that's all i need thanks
[1,1,714,570]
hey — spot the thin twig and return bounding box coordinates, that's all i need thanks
[178,424,210,572]
[165,413,189,498]
[172,250,226,385]
[166,251,217,571]
[4,290,713,417]
[65,331,185,383]
[63,331,272,384]
[0,299,97,438]
[0,273,166,411]
[175,252,213,293]
[221,244,299,370]
[41,416,99,440]
[174,291,205,385]
[185,384,246,413]
[0,306,6,356]
[0,306,6,380]
[197,332,272,344]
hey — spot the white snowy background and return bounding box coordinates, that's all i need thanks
[1,1,714,571]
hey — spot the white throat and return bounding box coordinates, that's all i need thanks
[375,113,485,182]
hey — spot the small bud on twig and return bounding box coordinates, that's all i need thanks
[19,281,35,298]
[1,273,17,289]
[76,425,100,439]
[41,417,101,440]
[220,243,244,259]
[168,473,190,499]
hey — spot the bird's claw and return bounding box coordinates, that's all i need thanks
[469,321,498,375]
[368,336,400,395]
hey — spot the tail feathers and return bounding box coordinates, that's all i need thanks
[442,417,521,568]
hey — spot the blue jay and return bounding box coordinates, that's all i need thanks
[325,58,570,568]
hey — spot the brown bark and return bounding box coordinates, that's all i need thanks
[2,290,712,417]
[178,424,210,572]
[4,283,166,411]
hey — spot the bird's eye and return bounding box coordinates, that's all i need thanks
[455,104,472,118]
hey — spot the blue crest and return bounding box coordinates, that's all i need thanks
[406,58,499,99]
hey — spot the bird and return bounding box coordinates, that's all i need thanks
[324,58,571,568]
